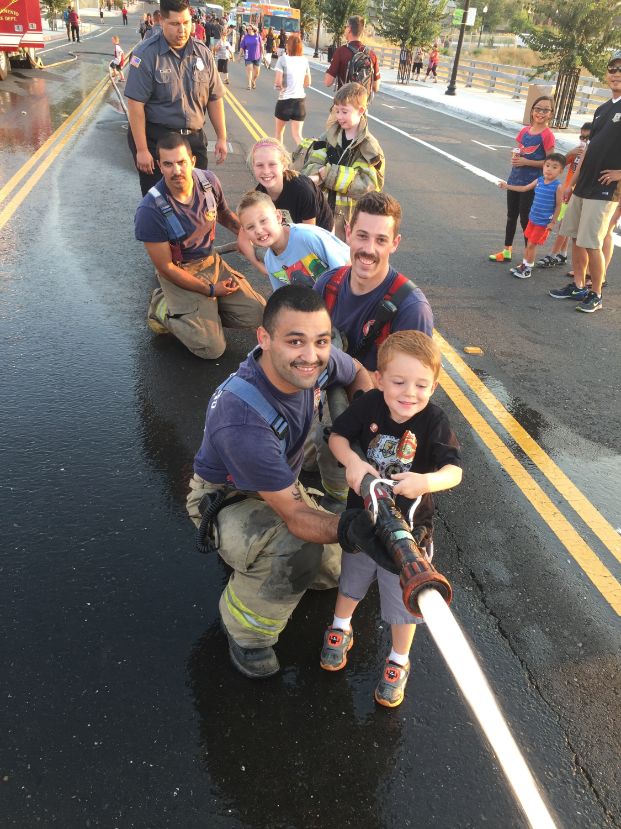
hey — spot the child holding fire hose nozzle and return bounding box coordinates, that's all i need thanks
[324,331,462,708]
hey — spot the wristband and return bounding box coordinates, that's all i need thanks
[209,283,215,298]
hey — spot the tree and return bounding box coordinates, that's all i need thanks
[513,0,620,77]
[512,0,621,127]
[378,0,447,49]
[291,0,317,39]
[321,0,367,47]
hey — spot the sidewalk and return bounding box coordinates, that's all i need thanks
[305,48,588,151]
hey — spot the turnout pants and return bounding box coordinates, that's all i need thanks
[302,406,348,503]
[187,477,341,648]
[149,254,266,360]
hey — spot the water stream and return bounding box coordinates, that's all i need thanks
[418,588,558,829]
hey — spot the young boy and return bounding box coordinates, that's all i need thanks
[215,33,234,85]
[323,331,462,708]
[299,82,385,240]
[499,152,567,279]
[109,35,125,82]
[537,123,592,269]
[237,190,350,292]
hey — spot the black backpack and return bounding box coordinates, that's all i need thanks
[345,43,374,95]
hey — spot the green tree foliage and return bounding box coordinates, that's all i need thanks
[291,0,317,38]
[513,0,620,78]
[378,0,446,49]
[478,0,510,37]
[321,0,367,46]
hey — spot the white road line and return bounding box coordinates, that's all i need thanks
[41,27,112,54]
[309,85,502,186]
[471,139,498,151]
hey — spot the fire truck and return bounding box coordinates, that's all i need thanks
[0,0,44,80]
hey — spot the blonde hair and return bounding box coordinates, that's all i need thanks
[334,81,368,110]
[246,137,298,183]
[377,331,441,380]
[112,35,120,43]
[237,189,277,218]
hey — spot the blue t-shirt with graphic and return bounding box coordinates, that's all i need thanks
[529,176,561,226]
[264,224,350,293]
[193,347,357,492]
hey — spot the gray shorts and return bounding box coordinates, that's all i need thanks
[339,551,419,625]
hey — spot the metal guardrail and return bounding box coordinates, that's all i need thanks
[374,46,609,117]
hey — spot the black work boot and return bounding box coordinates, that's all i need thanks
[224,629,280,678]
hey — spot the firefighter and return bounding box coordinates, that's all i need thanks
[186,286,373,678]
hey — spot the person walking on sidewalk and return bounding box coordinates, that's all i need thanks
[488,96,555,263]
[63,6,71,41]
[69,7,80,42]
[549,49,621,314]
[423,46,439,82]
[122,5,128,26]
[412,46,424,80]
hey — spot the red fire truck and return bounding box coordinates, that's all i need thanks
[0,0,44,80]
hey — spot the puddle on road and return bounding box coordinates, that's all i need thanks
[473,368,621,527]
[0,64,103,186]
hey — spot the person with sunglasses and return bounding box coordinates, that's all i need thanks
[549,51,621,313]
[488,96,555,263]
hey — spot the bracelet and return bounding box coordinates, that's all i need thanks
[209,283,215,298]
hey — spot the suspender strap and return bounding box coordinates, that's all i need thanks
[148,186,187,242]
[220,375,289,452]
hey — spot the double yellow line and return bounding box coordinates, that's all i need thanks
[0,75,111,231]
[224,90,621,615]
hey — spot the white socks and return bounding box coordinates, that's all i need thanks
[332,615,351,631]
[389,648,409,666]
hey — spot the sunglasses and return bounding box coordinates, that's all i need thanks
[607,65,621,73]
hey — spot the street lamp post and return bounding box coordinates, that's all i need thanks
[313,5,322,58]
[477,5,488,49]
[445,0,471,96]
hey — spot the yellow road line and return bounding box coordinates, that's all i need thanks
[224,88,265,140]
[0,75,109,208]
[0,79,110,231]
[436,330,621,564]
[438,367,621,615]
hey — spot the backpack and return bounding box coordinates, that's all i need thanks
[345,44,374,96]
[324,267,417,360]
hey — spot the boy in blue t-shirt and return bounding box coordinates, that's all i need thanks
[238,190,350,292]
[498,152,566,279]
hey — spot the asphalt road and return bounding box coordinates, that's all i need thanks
[1,33,620,829]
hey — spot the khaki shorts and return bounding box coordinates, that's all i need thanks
[559,195,619,249]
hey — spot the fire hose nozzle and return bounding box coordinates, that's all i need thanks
[400,560,453,620]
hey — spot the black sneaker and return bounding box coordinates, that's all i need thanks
[575,291,603,313]
[224,629,280,678]
[549,283,589,300]
[552,253,567,266]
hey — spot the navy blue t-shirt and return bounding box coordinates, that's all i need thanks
[193,347,357,491]
[314,267,433,371]
[134,170,227,262]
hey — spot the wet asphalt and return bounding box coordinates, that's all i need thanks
[1,20,620,828]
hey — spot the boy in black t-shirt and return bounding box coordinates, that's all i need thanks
[322,331,462,708]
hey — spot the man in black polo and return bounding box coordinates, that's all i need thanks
[125,0,228,196]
